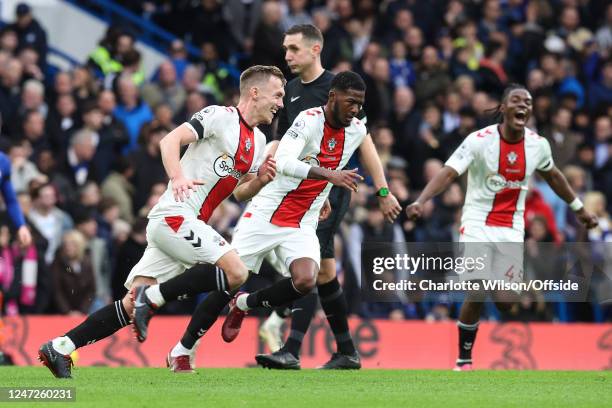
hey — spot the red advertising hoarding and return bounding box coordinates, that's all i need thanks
[2,316,611,370]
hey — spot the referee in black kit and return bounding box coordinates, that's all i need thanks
[256,24,401,370]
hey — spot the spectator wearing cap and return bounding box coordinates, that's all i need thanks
[9,3,47,69]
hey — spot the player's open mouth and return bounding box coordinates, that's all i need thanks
[514,110,527,123]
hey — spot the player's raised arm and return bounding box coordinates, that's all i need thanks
[358,133,401,223]
[159,124,203,202]
[537,166,598,229]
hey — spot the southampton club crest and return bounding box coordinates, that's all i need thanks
[507,151,518,165]
[328,137,337,151]
[245,138,252,153]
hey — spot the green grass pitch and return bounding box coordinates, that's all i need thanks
[1,367,611,407]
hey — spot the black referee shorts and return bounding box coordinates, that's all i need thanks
[316,186,351,260]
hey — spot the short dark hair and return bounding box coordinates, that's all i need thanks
[239,65,286,94]
[330,71,366,93]
[285,24,323,45]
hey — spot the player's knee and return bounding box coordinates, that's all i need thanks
[225,265,249,290]
[292,270,317,293]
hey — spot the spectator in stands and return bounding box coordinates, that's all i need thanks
[20,110,49,161]
[414,46,451,106]
[78,101,124,183]
[101,156,134,224]
[113,75,153,153]
[112,217,147,299]
[45,94,79,153]
[544,107,582,170]
[18,47,43,82]
[51,229,95,315]
[588,59,612,112]
[141,60,186,114]
[281,0,312,32]
[363,57,393,124]
[9,3,47,69]
[129,126,167,211]
[28,183,73,266]
[60,128,97,188]
[389,40,416,88]
[222,0,262,55]
[252,1,285,71]
[8,141,46,193]
[72,208,111,313]
[0,58,23,134]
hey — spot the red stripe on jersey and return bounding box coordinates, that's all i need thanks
[198,119,255,223]
[270,123,345,228]
[485,134,526,228]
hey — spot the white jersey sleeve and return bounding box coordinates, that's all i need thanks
[184,106,224,141]
[249,130,267,174]
[275,112,314,179]
[536,137,554,172]
[445,132,478,176]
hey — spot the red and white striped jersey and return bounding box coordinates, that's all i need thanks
[445,124,554,233]
[248,106,367,229]
[149,105,266,221]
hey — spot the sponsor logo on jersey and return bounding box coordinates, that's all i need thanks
[212,235,227,246]
[302,155,320,166]
[194,106,215,122]
[293,119,305,130]
[485,173,522,193]
[291,96,301,103]
[286,130,299,139]
[507,151,518,165]
[213,154,242,179]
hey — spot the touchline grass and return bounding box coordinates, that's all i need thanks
[0,367,610,408]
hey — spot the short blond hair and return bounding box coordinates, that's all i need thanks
[239,65,286,95]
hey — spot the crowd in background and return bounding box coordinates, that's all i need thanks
[0,0,610,322]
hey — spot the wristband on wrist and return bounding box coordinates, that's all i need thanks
[569,197,584,212]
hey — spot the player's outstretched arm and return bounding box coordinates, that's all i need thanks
[159,124,204,202]
[537,166,598,229]
[359,134,402,223]
[233,155,277,202]
[308,167,364,192]
[406,166,459,220]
